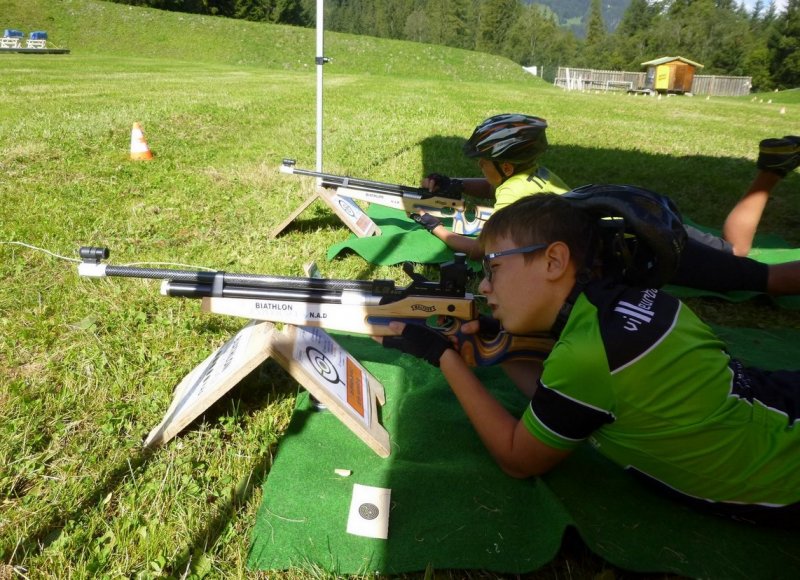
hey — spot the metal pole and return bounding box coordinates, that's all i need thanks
[315,0,326,173]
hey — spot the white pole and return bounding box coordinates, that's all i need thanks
[315,0,326,172]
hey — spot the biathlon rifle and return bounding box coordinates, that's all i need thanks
[77,247,552,366]
[280,159,494,236]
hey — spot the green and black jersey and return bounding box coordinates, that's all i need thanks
[522,280,800,508]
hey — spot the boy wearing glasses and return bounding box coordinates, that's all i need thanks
[379,192,800,527]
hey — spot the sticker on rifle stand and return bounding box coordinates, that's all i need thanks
[333,194,375,234]
[293,327,371,427]
[317,187,380,237]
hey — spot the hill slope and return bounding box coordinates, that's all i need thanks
[4,0,540,84]
[528,0,631,34]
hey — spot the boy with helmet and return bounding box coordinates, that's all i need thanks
[458,113,569,210]
[379,190,800,528]
[415,114,800,295]
[412,114,569,259]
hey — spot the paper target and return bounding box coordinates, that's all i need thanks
[305,346,342,385]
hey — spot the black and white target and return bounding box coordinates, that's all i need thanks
[305,346,342,384]
[338,198,357,218]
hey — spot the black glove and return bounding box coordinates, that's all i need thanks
[474,315,502,339]
[382,324,453,367]
[426,173,464,195]
[410,212,442,233]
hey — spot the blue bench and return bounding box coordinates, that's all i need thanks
[26,31,47,49]
[1,29,24,49]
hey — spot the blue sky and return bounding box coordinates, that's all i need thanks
[740,0,787,11]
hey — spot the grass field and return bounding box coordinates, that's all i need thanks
[1,0,799,578]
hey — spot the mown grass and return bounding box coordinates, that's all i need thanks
[1,0,799,578]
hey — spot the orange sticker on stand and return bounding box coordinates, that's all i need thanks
[345,358,365,417]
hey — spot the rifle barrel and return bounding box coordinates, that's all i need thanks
[163,282,361,303]
[78,247,470,301]
[93,264,378,293]
[281,161,432,198]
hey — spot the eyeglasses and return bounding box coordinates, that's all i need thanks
[482,243,548,282]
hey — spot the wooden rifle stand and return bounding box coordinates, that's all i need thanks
[143,320,390,458]
[270,185,381,238]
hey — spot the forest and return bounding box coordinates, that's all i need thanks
[106,0,800,90]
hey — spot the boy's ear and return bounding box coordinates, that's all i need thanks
[501,162,515,177]
[543,242,573,280]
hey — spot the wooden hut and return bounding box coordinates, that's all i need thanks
[641,57,703,94]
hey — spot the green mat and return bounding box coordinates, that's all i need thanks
[326,205,458,266]
[327,206,800,309]
[248,326,800,577]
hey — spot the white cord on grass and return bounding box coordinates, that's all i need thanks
[1,241,81,262]
[1,241,216,271]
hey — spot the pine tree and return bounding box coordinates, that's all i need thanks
[502,4,575,77]
[582,0,609,68]
[272,0,306,24]
[610,0,658,69]
[585,0,606,47]
[476,0,520,54]
[768,0,800,89]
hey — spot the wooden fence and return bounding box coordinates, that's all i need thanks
[553,67,752,97]
[690,75,752,97]
[554,67,646,92]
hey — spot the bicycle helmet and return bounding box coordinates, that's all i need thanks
[463,114,548,165]
[563,184,687,288]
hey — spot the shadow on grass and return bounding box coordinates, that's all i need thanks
[159,358,319,576]
[299,133,798,247]
[8,360,300,571]
[7,448,157,561]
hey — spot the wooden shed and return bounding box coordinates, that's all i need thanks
[641,57,703,94]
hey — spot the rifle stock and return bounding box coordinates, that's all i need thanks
[78,247,553,366]
[280,159,494,235]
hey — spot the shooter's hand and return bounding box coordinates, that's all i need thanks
[378,321,453,367]
[410,211,442,233]
[421,173,464,195]
[421,172,449,192]
[458,315,502,339]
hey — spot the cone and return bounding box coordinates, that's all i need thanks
[130,122,153,160]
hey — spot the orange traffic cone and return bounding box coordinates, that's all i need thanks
[130,122,153,160]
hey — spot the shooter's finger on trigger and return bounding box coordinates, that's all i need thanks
[460,319,482,335]
[388,321,406,334]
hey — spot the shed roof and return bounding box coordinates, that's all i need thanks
[641,56,704,68]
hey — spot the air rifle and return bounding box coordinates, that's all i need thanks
[77,247,553,366]
[280,159,494,235]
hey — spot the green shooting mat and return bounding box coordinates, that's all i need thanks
[248,326,800,577]
[326,205,458,266]
[327,206,800,309]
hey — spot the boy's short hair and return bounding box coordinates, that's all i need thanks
[479,194,597,267]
